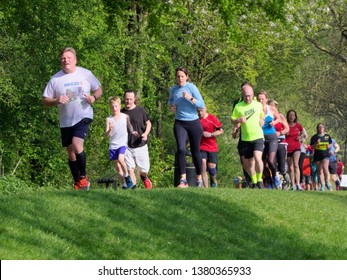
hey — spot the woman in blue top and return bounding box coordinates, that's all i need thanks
[257,91,281,189]
[168,67,205,188]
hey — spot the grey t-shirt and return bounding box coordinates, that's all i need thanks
[43,66,101,127]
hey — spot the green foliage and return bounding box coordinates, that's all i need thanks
[0,175,37,195]
[148,137,175,187]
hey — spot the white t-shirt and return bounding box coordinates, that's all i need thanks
[43,67,101,127]
[108,113,128,150]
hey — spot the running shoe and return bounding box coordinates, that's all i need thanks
[296,184,304,191]
[256,181,264,189]
[281,177,288,190]
[73,181,80,190]
[326,183,332,191]
[177,179,188,188]
[320,185,325,191]
[125,176,133,188]
[210,176,217,188]
[143,178,152,189]
[273,176,281,189]
[79,177,90,191]
[284,173,291,185]
[196,179,203,188]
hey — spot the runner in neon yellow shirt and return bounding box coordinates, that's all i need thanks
[231,82,265,188]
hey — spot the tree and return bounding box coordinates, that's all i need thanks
[0,0,122,185]
[286,0,347,152]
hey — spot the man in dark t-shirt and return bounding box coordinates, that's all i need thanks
[121,90,152,189]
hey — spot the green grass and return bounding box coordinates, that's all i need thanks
[0,186,346,260]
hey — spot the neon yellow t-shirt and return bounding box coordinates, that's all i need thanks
[231,100,264,141]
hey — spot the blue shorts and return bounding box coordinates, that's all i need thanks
[60,118,92,147]
[109,146,127,161]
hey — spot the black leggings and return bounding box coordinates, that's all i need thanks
[174,119,203,176]
[276,143,287,174]
[263,133,278,179]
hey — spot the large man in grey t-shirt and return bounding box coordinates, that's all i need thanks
[42,47,102,190]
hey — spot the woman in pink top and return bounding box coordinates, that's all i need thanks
[286,110,307,190]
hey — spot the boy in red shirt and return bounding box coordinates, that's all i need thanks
[198,107,224,187]
[302,145,313,190]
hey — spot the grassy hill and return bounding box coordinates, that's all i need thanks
[0,184,346,260]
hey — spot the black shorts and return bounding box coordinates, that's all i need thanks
[200,150,218,164]
[314,152,330,162]
[239,138,264,159]
[329,161,337,174]
[264,133,278,153]
[60,118,92,147]
[287,149,300,157]
[237,141,244,157]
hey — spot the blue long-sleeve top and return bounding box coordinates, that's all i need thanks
[168,82,205,121]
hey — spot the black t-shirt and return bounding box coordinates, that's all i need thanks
[310,133,332,157]
[121,106,150,148]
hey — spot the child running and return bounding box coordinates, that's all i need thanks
[302,145,313,190]
[105,96,138,189]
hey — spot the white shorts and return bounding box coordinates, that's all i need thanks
[125,144,150,173]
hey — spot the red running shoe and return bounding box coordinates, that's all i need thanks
[73,181,80,190]
[143,178,152,189]
[79,177,90,191]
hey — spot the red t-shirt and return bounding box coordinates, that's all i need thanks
[200,114,222,152]
[286,122,303,153]
[337,162,344,177]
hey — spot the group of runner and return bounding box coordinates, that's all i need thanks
[42,47,343,191]
[232,82,344,191]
